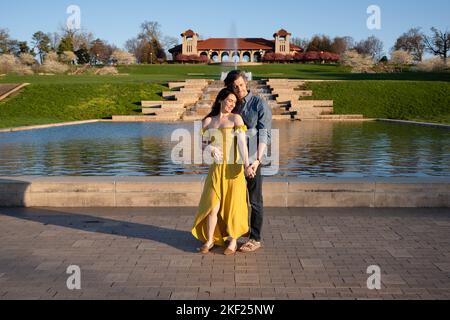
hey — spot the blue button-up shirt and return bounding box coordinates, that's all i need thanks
[237,91,272,146]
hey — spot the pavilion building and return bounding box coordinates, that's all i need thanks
[169,29,303,63]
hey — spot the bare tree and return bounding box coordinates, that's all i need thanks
[423,27,450,63]
[139,21,162,43]
[0,28,10,54]
[393,27,425,61]
[47,32,61,51]
[73,30,94,51]
[307,35,332,52]
[330,37,354,55]
[127,21,167,63]
[291,37,309,50]
[90,39,112,65]
[0,28,20,55]
[355,36,384,60]
[162,36,179,59]
[125,37,139,56]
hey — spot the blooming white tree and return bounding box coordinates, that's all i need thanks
[111,49,136,65]
[342,50,375,73]
[390,50,414,66]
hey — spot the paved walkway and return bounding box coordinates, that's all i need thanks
[0,207,449,300]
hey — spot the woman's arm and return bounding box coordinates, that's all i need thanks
[201,118,212,152]
[234,115,250,168]
[202,118,223,163]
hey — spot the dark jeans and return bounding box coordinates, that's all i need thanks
[246,165,264,242]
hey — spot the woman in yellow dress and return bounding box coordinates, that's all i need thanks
[192,88,251,255]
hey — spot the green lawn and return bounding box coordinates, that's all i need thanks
[0,83,166,128]
[0,64,449,128]
[303,81,450,125]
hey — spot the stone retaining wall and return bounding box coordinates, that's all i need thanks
[0,177,448,208]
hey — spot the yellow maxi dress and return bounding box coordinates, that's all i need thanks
[192,125,250,247]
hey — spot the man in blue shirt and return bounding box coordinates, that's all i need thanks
[224,70,272,253]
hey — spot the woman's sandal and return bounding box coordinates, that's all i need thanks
[198,243,214,254]
[224,244,238,256]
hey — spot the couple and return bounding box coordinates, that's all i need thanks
[192,70,272,255]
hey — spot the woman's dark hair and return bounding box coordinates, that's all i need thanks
[203,88,238,121]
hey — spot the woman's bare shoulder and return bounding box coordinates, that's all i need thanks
[203,117,212,128]
[232,114,245,126]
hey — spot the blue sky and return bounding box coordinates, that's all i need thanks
[1,0,449,54]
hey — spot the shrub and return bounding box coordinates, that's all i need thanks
[95,66,119,75]
[262,52,275,62]
[39,60,69,74]
[59,51,77,64]
[19,53,37,66]
[416,57,448,72]
[45,52,59,62]
[0,54,34,75]
[294,51,340,63]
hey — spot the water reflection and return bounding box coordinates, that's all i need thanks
[0,121,448,177]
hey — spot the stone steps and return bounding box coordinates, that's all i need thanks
[124,78,364,122]
[141,101,186,108]
[275,92,313,103]
[291,100,334,108]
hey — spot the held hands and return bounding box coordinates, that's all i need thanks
[245,160,260,179]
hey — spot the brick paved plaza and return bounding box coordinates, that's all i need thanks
[0,207,450,300]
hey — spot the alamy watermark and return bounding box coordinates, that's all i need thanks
[66,265,81,290]
[66,5,81,31]
[367,265,382,290]
[367,5,381,30]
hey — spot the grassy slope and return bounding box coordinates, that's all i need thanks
[0,83,166,128]
[303,81,450,124]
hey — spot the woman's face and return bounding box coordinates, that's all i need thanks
[221,94,237,114]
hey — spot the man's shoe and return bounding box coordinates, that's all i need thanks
[239,239,262,253]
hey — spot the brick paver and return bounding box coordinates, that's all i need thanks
[0,207,450,300]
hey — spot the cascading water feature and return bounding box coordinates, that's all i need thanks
[220,22,253,82]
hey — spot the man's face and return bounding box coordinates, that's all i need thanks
[231,76,248,100]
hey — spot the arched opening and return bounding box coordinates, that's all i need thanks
[211,52,219,62]
[200,52,208,57]
[232,52,240,63]
[253,51,262,62]
[242,52,251,63]
[221,52,230,62]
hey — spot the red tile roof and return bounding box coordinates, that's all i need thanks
[169,37,303,54]
[274,29,291,37]
[197,38,273,50]
[181,29,197,37]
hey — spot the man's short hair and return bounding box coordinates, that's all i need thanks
[224,70,248,88]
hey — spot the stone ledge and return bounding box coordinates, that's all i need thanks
[0,177,448,208]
